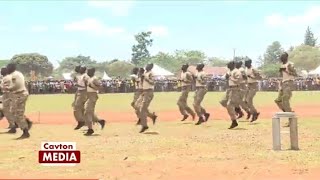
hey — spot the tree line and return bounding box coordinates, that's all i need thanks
[1,26,319,79]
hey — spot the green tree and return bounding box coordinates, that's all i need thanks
[10,53,53,77]
[150,52,179,73]
[105,61,135,77]
[131,31,153,66]
[207,57,229,67]
[0,60,9,68]
[289,44,320,71]
[57,55,98,72]
[174,50,206,65]
[304,26,317,47]
[260,63,280,77]
[263,41,284,65]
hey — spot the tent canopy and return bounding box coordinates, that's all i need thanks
[309,66,320,75]
[62,73,72,80]
[150,64,174,76]
[102,72,112,80]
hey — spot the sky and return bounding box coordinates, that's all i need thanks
[1,0,320,68]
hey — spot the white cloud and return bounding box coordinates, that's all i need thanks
[87,0,135,16]
[265,6,320,27]
[64,18,126,36]
[147,26,169,37]
[30,25,48,32]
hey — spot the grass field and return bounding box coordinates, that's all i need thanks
[0,91,320,180]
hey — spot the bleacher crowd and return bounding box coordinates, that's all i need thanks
[24,77,320,94]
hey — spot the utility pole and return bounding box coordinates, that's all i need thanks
[233,48,236,60]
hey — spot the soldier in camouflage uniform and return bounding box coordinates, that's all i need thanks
[275,52,297,126]
[139,63,157,133]
[6,63,33,139]
[133,67,157,125]
[177,64,195,121]
[225,61,242,129]
[245,59,261,122]
[193,63,210,125]
[0,67,15,131]
[235,61,251,119]
[83,68,103,136]
[73,66,105,130]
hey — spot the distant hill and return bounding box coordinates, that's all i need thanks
[0,60,9,68]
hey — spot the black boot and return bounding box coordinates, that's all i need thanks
[228,120,238,129]
[26,118,33,130]
[181,115,189,121]
[7,128,16,134]
[139,126,149,133]
[235,107,244,119]
[98,119,106,129]
[16,129,30,140]
[204,113,210,122]
[246,112,251,120]
[195,116,204,125]
[152,113,157,125]
[136,119,141,125]
[250,112,260,122]
[84,129,94,136]
[74,122,85,130]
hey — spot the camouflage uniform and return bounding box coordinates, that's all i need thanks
[227,68,241,121]
[0,74,15,128]
[9,71,29,130]
[245,67,261,115]
[84,76,100,129]
[275,61,297,112]
[177,71,195,119]
[73,73,88,124]
[193,68,209,124]
[139,68,157,131]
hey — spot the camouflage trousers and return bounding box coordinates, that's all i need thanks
[246,82,258,114]
[2,93,15,128]
[193,87,207,117]
[139,90,154,127]
[134,90,154,120]
[220,88,231,108]
[84,92,99,128]
[73,90,99,124]
[275,80,294,112]
[177,86,195,116]
[11,92,29,130]
[239,83,250,112]
[226,87,241,120]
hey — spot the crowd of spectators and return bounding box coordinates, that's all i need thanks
[25,77,320,94]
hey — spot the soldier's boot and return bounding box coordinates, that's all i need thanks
[84,129,94,136]
[74,122,85,130]
[26,118,33,130]
[204,113,210,122]
[98,119,106,130]
[250,112,260,122]
[152,113,157,125]
[181,115,189,121]
[195,116,205,125]
[228,120,238,129]
[246,111,251,120]
[16,129,30,140]
[139,126,149,133]
[136,119,141,125]
[7,127,17,134]
[235,107,244,119]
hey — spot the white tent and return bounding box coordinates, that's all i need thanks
[62,73,72,80]
[102,72,112,80]
[309,66,320,75]
[151,64,174,76]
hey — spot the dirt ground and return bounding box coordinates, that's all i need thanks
[1,104,320,180]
